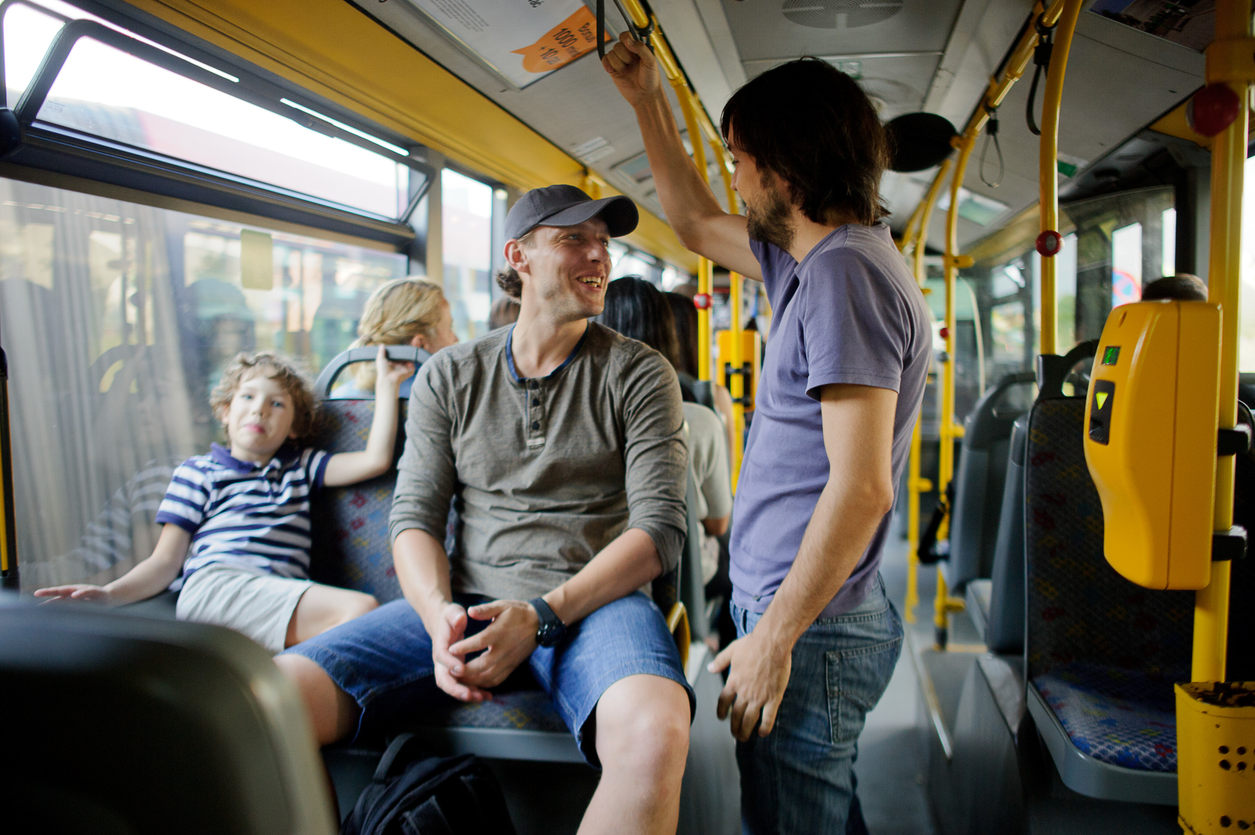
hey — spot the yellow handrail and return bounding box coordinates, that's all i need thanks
[901,156,951,621]
[1037,0,1085,357]
[0,359,13,584]
[1193,0,1250,683]
[933,134,976,644]
[618,0,752,486]
[715,144,749,485]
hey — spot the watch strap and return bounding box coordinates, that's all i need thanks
[529,596,565,646]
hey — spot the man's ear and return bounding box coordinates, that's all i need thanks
[504,238,529,271]
[409,332,428,352]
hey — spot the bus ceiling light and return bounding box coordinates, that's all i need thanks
[1186,83,1241,137]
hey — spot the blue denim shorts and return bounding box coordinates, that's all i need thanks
[284,591,693,765]
[733,574,903,834]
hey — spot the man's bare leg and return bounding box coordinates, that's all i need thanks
[580,674,691,834]
[274,653,360,746]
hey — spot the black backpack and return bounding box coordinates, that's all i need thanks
[341,734,517,835]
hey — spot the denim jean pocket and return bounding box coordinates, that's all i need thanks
[825,635,902,746]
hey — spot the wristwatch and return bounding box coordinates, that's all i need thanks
[529,597,567,647]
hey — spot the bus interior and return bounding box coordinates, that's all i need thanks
[1,0,1252,832]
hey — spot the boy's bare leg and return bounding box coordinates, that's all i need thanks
[580,674,691,834]
[286,584,378,647]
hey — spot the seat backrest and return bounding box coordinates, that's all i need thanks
[675,465,710,641]
[0,594,336,834]
[308,346,427,603]
[948,370,1036,589]
[1023,395,1192,682]
[984,413,1028,655]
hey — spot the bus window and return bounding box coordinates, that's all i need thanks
[0,178,407,591]
[1239,153,1255,372]
[442,168,493,341]
[978,186,1174,384]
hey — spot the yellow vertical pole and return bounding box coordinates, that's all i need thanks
[716,144,748,486]
[934,136,976,645]
[0,349,15,588]
[671,81,715,388]
[728,273,746,489]
[1193,0,1249,683]
[903,157,951,622]
[1037,0,1085,357]
[698,257,713,378]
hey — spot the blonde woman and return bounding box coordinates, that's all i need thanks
[342,277,459,397]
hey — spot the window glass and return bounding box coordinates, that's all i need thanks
[0,177,406,589]
[1240,154,1255,371]
[5,0,414,218]
[978,186,1174,382]
[1111,222,1143,305]
[611,249,656,281]
[1055,233,1079,350]
[1161,208,1177,279]
[922,276,983,423]
[441,168,493,340]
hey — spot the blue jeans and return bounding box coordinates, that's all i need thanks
[733,574,903,834]
[283,591,693,765]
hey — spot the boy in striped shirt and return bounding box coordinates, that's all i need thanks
[35,349,410,652]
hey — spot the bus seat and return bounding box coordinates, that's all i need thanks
[1022,390,1192,805]
[308,345,426,602]
[0,593,336,834]
[978,344,1095,653]
[979,413,1029,654]
[681,464,717,643]
[944,370,1036,592]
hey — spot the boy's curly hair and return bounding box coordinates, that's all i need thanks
[210,352,318,443]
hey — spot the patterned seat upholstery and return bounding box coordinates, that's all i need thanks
[1023,395,1192,802]
[309,398,404,602]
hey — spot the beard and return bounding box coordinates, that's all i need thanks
[746,182,795,252]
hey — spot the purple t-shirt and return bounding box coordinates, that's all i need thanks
[730,223,932,619]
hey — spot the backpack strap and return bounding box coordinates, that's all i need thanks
[373,732,424,782]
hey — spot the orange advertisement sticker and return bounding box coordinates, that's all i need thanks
[512,7,604,74]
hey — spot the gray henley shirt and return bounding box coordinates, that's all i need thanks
[390,322,688,602]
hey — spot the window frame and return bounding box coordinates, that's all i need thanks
[0,0,434,246]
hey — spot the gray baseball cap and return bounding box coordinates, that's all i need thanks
[505,185,638,241]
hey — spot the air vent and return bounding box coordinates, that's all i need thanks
[782,0,904,30]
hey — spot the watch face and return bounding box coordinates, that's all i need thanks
[537,622,561,647]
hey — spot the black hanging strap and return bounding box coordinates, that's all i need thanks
[1026,14,1056,137]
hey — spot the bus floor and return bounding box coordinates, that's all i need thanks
[887,534,1182,834]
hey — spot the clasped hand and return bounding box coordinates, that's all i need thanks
[430,599,538,702]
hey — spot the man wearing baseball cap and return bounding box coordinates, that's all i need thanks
[279,185,694,832]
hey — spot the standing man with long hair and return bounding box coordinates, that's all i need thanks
[605,33,932,832]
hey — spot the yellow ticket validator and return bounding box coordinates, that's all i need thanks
[1084,300,1220,590]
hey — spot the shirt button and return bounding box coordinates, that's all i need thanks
[531,421,540,430]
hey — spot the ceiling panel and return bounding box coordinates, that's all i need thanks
[721,0,964,62]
